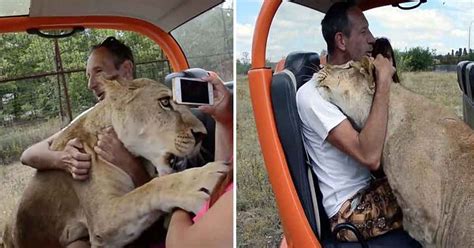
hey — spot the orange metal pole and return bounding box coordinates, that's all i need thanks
[251,0,280,69]
[248,0,321,247]
[0,16,189,72]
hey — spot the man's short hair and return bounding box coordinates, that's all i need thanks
[321,2,356,55]
[91,36,135,69]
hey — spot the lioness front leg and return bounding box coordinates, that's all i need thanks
[89,161,229,247]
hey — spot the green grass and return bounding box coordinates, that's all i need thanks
[236,71,461,247]
[0,119,63,165]
[237,75,282,247]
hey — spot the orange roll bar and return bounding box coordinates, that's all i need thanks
[248,0,321,247]
[0,16,189,72]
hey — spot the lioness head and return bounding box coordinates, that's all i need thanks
[100,77,207,176]
[315,56,375,130]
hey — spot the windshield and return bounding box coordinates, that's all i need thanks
[172,1,233,81]
[0,29,170,127]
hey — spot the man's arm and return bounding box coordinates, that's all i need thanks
[326,55,394,171]
[21,132,92,180]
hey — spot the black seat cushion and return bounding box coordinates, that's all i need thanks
[284,51,321,89]
[464,62,474,129]
[271,52,322,237]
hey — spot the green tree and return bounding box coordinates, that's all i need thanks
[402,47,434,71]
[171,6,233,81]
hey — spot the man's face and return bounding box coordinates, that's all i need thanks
[86,47,129,101]
[344,8,375,61]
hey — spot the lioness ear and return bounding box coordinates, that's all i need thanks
[360,57,376,94]
[126,78,151,90]
[101,77,122,91]
[101,77,127,101]
[360,56,371,71]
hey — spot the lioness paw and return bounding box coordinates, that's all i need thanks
[169,161,230,214]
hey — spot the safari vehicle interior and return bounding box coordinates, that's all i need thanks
[457,61,474,129]
[247,0,472,247]
[0,0,233,168]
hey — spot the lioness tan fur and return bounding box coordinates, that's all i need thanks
[315,57,474,247]
[2,78,229,248]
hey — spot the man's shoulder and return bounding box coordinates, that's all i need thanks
[296,77,315,100]
[296,76,326,107]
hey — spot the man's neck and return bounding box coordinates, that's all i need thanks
[327,52,351,66]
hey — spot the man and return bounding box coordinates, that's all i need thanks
[296,2,400,241]
[21,36,149,187]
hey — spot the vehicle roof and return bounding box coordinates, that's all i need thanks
[289,0,418,12]
[2,0,223,32]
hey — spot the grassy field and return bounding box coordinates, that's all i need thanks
[236,75,283,247]
[236,71,461,247]
[0,119,63,165]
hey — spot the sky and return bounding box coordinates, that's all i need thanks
[236,0,474,61]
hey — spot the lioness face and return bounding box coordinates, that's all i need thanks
[316,56,375,129]
[102,78,207,176]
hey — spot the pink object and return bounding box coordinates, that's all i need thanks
[193,182,234,223]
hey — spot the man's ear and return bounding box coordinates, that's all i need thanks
[120,60,134,79]
[334,32,346,51]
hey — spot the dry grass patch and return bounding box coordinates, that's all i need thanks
[0,119,62,164]
[0,162,35,241]
[401,72,461,117]
[237,76,282,247]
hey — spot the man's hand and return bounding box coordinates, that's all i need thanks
[94,127,150,186]
[60,138,91,180]
[372,54,395,94]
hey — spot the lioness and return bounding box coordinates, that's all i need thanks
[2,77,229,247]
[315,57,474,247]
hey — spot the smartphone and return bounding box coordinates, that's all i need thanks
[172,77,214,106]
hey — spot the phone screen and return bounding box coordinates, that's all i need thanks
[180,79,210,104]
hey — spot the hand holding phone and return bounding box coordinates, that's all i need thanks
[172,77,214,106]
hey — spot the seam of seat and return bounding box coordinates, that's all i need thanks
[281,69,297,91]
[308,167,322,238]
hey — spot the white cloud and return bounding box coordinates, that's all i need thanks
[265,2,326,61]
[366,6,470,54]
[367,8,453,33]
[236,22,254,59]
[450,29,468,38]
[236,2,473,60]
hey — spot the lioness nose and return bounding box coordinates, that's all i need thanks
[191,130,206,144]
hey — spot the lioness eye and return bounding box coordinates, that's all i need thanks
[159,97,172,110]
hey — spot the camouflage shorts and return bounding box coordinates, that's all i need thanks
[329,178,403,242]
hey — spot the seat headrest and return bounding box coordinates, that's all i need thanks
[164,68,209,89]
[284,52,320,89]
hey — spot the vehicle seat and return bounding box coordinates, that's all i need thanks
[271,51,422,247]
[271,51,324,239]
[457,61,474,129]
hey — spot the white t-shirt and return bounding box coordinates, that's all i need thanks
[296,77,371,218]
